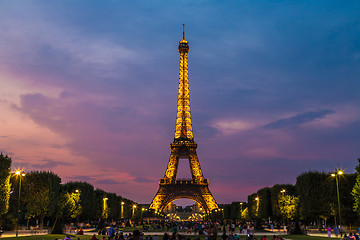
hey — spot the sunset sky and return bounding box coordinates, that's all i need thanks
[1,1,359,205]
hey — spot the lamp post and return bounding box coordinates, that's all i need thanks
[141,208,145,219]
[132,204,137,219]
[240,202,243,219]
[121,202,125,219]
[331,170,343,228]
[280,189,286,225]
[255,197,259,216]
[103,197,108,219]
[15,170,25,237]
[74,190,80,224]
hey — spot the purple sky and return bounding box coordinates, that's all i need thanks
[1,1,359,205]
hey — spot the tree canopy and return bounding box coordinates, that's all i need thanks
[0,153,12,216]
[22,171,61,228]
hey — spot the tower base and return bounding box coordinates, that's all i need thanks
[150,179,218,213]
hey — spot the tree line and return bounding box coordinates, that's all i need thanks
[0,153,139,232]
[2,152,360,230]
[218,159,360,229]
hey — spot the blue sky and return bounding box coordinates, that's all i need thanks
[0,0,359,204]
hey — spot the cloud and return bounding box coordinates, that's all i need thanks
[264,110,335,129]
[0,7,141,69]
[51,144,64,149]
[31,158,73,169]
[66,176,95,182]
[96,179,124,185]
[210,119,254,135]
[133,177,155,183]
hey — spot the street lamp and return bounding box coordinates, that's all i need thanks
[14,170,25,237]
[280,189,286,224]
[121,201,125,219]
[74,190,81,224]
[103,197,108,219]
[239,202,243,219]
[331,170,343,228]
[255,197,260,216]
[132,204,137,219]
[141,208,145,219]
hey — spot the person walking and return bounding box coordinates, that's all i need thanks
[107,225,115,240]
[327,226,331,238]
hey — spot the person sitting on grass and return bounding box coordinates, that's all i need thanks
[64,235,72,240]
[354,232,359,240]
[119,232,124,240]
[91,234,99,240]
[162,233,169,240]
[131,230,141,240]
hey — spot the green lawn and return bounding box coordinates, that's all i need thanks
[0,235,109,240]
[116,227,165,232]
[285,235,333,240]
[0,234,337,240]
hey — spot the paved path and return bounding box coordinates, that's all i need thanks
[1,230,49,238]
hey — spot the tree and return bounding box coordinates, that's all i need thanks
[296,171,331,225]
[62,182,96,222]
[0,153,11,218]
[106,193,120,221]
[247,193,259,219]
[257,187,272,220]
[94,189,107,221]
[352,159,360,218]
[241,207,250,220]
[338,173,356,226]
[51,185,81,234]
[22,171,61,229]
[295,170,356,227]
[63,191,82,219]
[229,202,241,220]
[270,184,296,220]
[278,193,299,221]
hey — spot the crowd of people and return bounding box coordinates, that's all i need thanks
[63,220,360,240]
[63,220,286,240]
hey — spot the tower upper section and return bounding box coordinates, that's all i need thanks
[174,24,193,141]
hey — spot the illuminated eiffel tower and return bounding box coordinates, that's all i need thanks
[150,25,218,213]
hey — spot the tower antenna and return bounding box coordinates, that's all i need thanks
[183,24,185,40]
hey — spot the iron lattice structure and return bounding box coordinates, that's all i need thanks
[150,25,218,213]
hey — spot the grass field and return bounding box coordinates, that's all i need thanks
[0,234,335,240]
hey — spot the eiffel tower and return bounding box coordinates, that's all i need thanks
[150,25,218,213]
